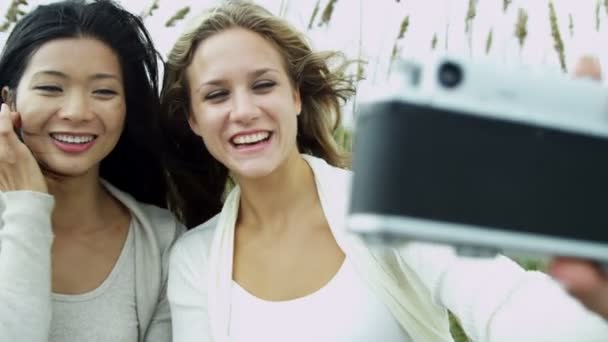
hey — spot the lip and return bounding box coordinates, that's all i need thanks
[229,129,271,142]
[50,132,98,154]
[229,130,273,155]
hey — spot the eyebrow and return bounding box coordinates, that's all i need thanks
[196,68,279,93]
[32,70,121,81]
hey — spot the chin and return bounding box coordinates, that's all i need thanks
[229,160,282,180]
[39,158,99,178]
[235,167,274,180]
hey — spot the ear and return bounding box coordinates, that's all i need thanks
[187,113,203,137]
[293,87,302,116]
[1,86,14,109]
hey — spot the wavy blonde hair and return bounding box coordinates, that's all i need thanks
[160,0,356,226]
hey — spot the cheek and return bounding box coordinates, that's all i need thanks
[15,95,57,128]
[97,100,127,130]
[193,106,224,139]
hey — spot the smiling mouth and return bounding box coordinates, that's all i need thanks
[50,133,97,145]
[231,131,272,148]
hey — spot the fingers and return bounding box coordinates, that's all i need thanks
[549,258,608,318]
[574,55,602,81]
[550,258,605,289]
[0,103,21,163]
[10,110,21,130]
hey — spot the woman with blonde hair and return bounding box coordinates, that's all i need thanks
[161,1,608,341]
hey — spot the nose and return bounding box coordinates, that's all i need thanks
[230,89,261,124]
[58,91,94,122]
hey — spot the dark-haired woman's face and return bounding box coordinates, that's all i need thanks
[6,37,126,177]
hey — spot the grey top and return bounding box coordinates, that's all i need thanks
[50,221,137,342]
[0,181,185,342]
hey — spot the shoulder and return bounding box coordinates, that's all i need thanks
[170,214,219,266]
[302,154,352,191]
[138,202,186,247]
[102,180,185,249]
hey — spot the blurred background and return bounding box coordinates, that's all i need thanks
[1,0,607,128]
[2,1,600,340]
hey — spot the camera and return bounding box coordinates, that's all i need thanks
[348,56,608,262]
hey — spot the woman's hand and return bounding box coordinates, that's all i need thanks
[549,258,608,319]
[547,56,608,320]
[0,103,47,193]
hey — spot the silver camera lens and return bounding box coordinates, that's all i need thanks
[438,61,463,89]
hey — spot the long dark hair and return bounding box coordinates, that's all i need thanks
[0,0,168,208]
[160,0,355,227]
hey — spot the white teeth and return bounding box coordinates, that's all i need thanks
[51,134,95,144]
[232,132,269,145]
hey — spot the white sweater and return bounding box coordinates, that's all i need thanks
[0,182,184,342]
[168,154,608,342]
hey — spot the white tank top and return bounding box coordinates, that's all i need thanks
[229,257,412,341]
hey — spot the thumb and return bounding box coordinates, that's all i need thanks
[573,55,602,81]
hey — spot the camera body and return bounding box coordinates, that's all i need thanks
[348,56,608,262]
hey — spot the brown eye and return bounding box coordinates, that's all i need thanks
[205,90,229,101]
[253,81,275,90]
[35,85,62,93]
[93,89,119,98]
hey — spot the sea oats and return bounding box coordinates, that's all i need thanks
[486,29,493,55]
[165,6,190,27]
[308,0,321,30]
[319,0,338,27]
[465,0,477,33]
[515,8,528,49]
[549,1,567,72]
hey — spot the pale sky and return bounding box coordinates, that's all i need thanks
[0,0,604,125]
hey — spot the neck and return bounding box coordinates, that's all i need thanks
[45,168,114,234]
[235,152,318,233]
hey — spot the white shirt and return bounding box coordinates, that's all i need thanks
[229,257,411,342]
[168,155,608,342]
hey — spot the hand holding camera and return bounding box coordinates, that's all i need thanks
[0,103,47,193]
[546,56,608,320]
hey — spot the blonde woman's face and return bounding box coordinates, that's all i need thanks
[186,28,302,180]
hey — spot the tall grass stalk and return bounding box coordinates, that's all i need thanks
[596,0,601,31]
[549,1,567,72]
[397,15,409,39]
[0,0,28,32]
[485,29,493,55]
[389,15,409,77]
[141,0,159,20]
[465,0,477,56]
[308,0,321,30]
[319,0,337,27]
[165,6,190,27]
[515,8,528,50]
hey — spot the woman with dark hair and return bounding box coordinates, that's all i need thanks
[161,1,607,341]
[0,1,183,341]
